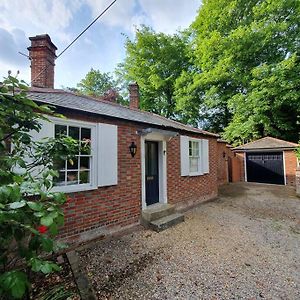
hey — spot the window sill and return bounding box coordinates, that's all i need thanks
[189,172,204,177]
[51,184,98,194]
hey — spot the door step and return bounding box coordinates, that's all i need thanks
[142,203,175,222]
[141,203,184,232]
[149,213,184,232]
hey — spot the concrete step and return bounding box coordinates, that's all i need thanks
[149,213,184,232]
[142,203,175,222]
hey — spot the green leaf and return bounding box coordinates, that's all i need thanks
[41,215,54,226]
[27,201,43,211]
[0,271,29,299]
[49,223,58,235]
[9,201,26,209]
[40,262,53,274]
[41,237,54,252]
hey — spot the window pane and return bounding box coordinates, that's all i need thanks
[69,126,80,140]
[189,141,192,156]
[67,171,78,185]
[81,128,91,140]
[53,159,65,170]
[55,125,67,137]
[189,157,198,172]
[80,157,90,170]
[67,157,78,170]
[81,140,91,154]
[193,141,199,157]
[79,171,90,184]
[53,171,65,186]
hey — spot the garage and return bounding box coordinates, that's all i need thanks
[234,137,299,186]
[246,152,284,185]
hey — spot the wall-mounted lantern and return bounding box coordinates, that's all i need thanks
[129,141,137,158]
[223,151,226,158]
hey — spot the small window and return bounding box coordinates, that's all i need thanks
[53,124,92,188]
[189,140,200,173]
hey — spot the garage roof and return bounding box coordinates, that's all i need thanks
[234,137,299,151]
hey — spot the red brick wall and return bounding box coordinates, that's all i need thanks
[235,152,245,182]
[58,111,143,243]
[167,135,218,210]
[57,109,219,243]
[217,142,228,185]
[284,150,297,186]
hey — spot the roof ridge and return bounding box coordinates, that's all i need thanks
[28,88,219,137]
[266,136,299,146]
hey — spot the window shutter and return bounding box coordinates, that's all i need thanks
[13,118,54,175]
[202,139,209,174]
[98,123,118,186]
[30,119,54,142]
[180,135,189,176]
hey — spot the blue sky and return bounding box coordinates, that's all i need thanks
[0,0,201,88]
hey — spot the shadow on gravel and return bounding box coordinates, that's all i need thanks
[218,183,250,198]
[96,251,159,297]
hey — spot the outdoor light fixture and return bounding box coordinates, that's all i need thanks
[129,141,137,158]
[223,151,226,158]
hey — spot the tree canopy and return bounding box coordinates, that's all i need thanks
[118,26,190,118]
[175,0,300,145]
[77,68,116,96]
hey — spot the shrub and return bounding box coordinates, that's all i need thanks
[0,74,77,299]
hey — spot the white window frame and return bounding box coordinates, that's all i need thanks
[50,117,98,193]
[188,138,203,176]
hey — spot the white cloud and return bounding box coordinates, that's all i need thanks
[138,0,201,34]
[0,0,80,42]
[84,0,137,31]
[0,0,202,86]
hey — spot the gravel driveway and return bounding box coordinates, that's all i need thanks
[79,183,300,300]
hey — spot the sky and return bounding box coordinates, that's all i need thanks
[0,0,201,88]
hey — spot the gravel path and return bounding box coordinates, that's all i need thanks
[79,183,300,300]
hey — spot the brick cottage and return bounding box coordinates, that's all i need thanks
[26,34,221,243]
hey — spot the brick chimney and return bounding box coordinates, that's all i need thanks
[28,34,57,88]
[103,89,118,103]
[129,82,139,110]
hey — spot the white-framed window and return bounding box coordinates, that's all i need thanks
[189,140,200,174]
[28,117,118,192]
[180,136,209,176]
[52,119,97,192]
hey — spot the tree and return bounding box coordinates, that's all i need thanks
[119,26,190,118]
[0,74,78,299]
[77,68,126,104]
[176,0,300,144]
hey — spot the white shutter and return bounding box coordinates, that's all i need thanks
[30,118,54,142]
[180,135,189,176]
[202,139,209,174]
[98,123,118,186]
[14,118,54,175]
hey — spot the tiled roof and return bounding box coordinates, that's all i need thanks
[27,87,219,137]
[234,137,298,151]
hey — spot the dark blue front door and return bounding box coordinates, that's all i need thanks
[145,141,159,206]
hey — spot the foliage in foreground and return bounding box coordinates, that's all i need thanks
[0,75,77,299]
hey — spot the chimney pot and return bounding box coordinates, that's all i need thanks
[28,34,57,88]
[129,82,139,110]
